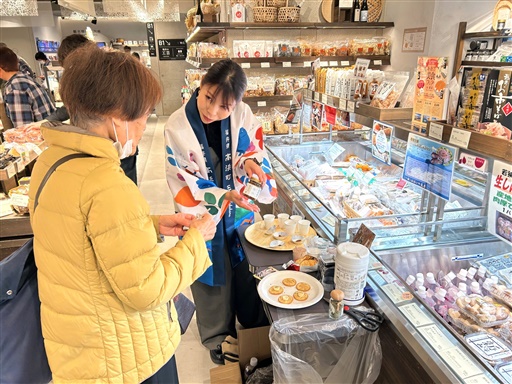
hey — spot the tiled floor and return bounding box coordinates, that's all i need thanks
[138,116,217,383]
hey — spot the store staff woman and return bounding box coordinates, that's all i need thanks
[164,59,278,362]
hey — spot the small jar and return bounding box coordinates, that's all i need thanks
[329,289,344,320]
[243,176,262,200]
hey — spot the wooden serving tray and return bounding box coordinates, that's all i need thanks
[244,219,316,251]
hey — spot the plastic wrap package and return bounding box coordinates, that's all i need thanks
[270,313,381,384]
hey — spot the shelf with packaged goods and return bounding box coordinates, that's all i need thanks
[242,95,294,108]
[425,121,512,163]
[460,60,512,67]
[186,55,390,69]
[186,21,395,43]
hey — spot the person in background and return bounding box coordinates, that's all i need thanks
[35,51,50,67]
[29,46,217,384]
[124,45,132,54]
[0,42,37,80]
[132,52,141,61]
[0,47,55,127]
[164,59,278,364]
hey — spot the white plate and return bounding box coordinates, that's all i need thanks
[257,270,324,310]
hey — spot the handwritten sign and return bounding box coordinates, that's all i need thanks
[449,128,471,149]
[429,122,444,141]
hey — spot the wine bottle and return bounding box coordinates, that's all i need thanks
[352,0,360,22]
[195,0,204,23]
[360,0,368,22]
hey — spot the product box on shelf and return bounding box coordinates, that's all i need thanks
[357,103,413,121]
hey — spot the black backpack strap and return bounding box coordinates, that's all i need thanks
[34,153,92,212]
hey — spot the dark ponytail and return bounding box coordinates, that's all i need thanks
[201,59,247,105]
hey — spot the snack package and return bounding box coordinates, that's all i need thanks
[370,73,410,109]
[8,184,30,215]
[456,294,511,327]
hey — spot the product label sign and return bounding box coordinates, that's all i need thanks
[464,374,497,384]
[325,143,346,164]
[438,347,484,379]
[417,324,454,352]
[371,120,393,165]
[399,303,433,327]
[449,128,472,149]
[488,160,512,246]
[457,152,488,173]
[381,282,407,303]
[429,122,444,141]
[402,133,457,201]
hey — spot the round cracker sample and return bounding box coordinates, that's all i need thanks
[293,291,309,301]
[296,282,311,292]
[268,285,284,295]
[278,294,294,304]
[282,278,297,287]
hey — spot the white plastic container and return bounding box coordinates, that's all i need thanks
[334,242,370,306]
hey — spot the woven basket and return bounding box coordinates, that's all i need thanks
[278,6,300,22]
[253,6,277,22]
[268,0,287,7]
[367,0,383,22]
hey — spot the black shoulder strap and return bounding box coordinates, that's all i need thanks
[34,153,92,212]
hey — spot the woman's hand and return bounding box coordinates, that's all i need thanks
[158,213,196,237]
[189,213,217,241]
[244,159,266,184]
[225,190,260,212]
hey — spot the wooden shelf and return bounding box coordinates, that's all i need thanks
[186,55,390,68]
[186,22,394,43]
[463,30,511,39]
[461,61,512,67]
[243,95,293,108]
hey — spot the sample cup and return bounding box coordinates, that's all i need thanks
[297,219,311,236]
[263,214,276,229]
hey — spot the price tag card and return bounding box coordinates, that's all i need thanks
[283,61,292,68]
[417,324,454,352]
[320,61,329,67]
[313,92,320,102]
[321,214,337,227]
[381,282,408,304]
[296,188,310,197]
[325,143,346,163]
[306,89,313,99]
[257,101,267,107]
[463,375,496,384]
[399,303,433,327]
[305,201,322,209]
[321,94,327,104]
[340,60,350,66]
[10,193,29,207]
[368,270,387,286]
[347,101,355,112]
[288,180,301,188]
[25,142,43,155]
[368,254,382,269]
[438,347,483,379]
[327,96,334,106]
[458,152,488,173]
[303,61,312,67]
[449,128,471,148]
[241,62,251,69]
[429,122,444,141]
[0,199,14,217]
[374,59,382,66]
[282,174,294,181]
[339,98,347,110]
[261,62,270,68]
[329,60,338,66]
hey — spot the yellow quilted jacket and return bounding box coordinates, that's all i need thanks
[28,123,211,383]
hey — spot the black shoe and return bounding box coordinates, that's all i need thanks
[210,345,225,365]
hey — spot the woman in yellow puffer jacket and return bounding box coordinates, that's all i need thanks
[28,47,217,383]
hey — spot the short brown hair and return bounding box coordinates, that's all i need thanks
[59,47,162,128]
[58,34,95,66]
[0,47,19,72]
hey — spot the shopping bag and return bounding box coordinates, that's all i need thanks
[173,293,196,335]
[0,239,52,384]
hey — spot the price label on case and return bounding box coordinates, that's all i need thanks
[347,100,355,112]
[257,101,267,107]
[261,62,270,68]
[329,60,338,66]
[322,94,327,104]
[241,62,251,69]
[339,98,347,110]
[320,61,329,67]
[283,61,292,67]
[303,61,312,67]
[373,60,382,66]
[340,61,350,66]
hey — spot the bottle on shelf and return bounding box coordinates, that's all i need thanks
[195,0,204,23]
[416,272,424,282]
[441,271,456,289]
[243,357,258,382]
[434,288,448,318]
[352,0,360,22]
[454,269,468,287]
[415,277,425,291]
[457,282,469,296]
[360,0,369,22]
[482,277,497,296]
[467,267,477,283]
[425,272,439,292]
[470,281,483,296]
[476,266,487,284]
[417,286,436,308]
[405,275,415,289]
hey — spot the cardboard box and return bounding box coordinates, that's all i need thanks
[210,326,271,384]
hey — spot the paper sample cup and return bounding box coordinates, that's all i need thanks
[277,213,289,228]
[263,214,276,229]
[284,219,297,236]
[297,219,311,236]
[290,215,303,225]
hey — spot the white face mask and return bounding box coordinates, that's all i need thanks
[112,121,133,159]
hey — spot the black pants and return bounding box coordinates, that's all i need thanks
[142,356,179,384]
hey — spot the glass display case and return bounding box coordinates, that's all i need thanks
[265,134,512,383]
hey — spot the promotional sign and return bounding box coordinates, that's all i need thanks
[371,120,393,165]
[411,57,448,134]
[146,22,156,57]
[157,39,186,60]
[488,160,512,246]
[402,133,457,201]
[458,152,488,173]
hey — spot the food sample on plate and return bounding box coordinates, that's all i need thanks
[278,294,294,304]
[296,282,311,291]
[282,278,297,286]
[293,291,309,301]
[268,285,284,295]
